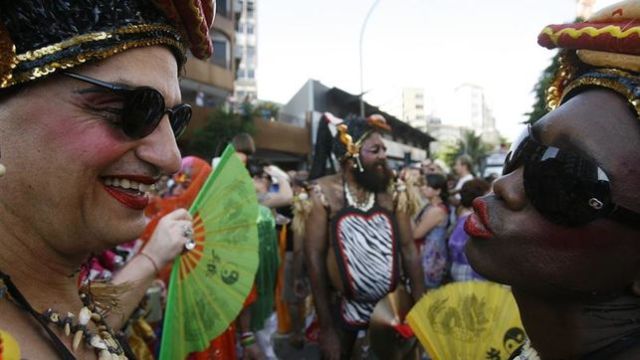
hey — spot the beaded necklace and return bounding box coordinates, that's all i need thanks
[344,181,375,211]
[0,270,131,359]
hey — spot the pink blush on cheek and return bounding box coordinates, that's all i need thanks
[47,125,128,166]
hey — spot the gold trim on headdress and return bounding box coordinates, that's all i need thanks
[560,68,640,118]
[546,51,579,111]
[338,124,360,159]
[0,25,18,89]
[337,123,365,172]
[0,23,186,89]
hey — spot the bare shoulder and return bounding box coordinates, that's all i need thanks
[311,174,344,215]
[313,174,341,190]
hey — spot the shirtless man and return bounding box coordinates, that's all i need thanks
[304,114,425,359]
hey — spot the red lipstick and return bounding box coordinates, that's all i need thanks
[103,185,149,210]
[464,198,494,239]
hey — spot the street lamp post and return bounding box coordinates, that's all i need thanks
[359,0,382,117]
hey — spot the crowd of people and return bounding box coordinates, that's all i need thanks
[407,155,492,289]
[3,0,640,359]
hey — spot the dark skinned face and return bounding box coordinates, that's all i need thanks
[465,89,640,297]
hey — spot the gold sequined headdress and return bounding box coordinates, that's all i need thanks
[0,0,215,90]
[538,0,640,116]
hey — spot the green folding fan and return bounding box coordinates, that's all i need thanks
[160,145,259,360]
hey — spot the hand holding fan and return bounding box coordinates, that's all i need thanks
[160,145,259,360]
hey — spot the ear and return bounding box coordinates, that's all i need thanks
[344,158,356,170]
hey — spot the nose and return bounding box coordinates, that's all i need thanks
[378,148,387,161]
[135,116,182,175]
[492,167,527,211]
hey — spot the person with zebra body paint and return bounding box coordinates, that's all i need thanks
[303,113,425,359]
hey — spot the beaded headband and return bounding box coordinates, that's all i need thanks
[561,68,640,118]
[0,0,215,90]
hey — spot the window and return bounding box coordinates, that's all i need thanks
[247,23,254,34]
[211,32,231,69]
[247,2,255,17]
[247,69,255,79]
[216,0,230,17]
[236,68,245,79]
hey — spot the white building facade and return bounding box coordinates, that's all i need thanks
[234,0,258,103]
[402,88,427,132]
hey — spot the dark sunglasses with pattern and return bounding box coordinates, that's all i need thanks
[503,125,640,228]
[63,72,191,140]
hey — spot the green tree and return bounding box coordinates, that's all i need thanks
[255,101,280,121]
[525,51,560,124]
[182,105,255,160]
[525,17,582,124]
[437,130,491,174]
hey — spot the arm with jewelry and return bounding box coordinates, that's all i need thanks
[107,208,194,330]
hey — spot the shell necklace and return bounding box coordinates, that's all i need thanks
[345,182,375,211]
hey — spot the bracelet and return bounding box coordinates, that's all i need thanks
[138,251,160,275]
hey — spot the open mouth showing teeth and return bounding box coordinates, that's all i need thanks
[103,177,155,195]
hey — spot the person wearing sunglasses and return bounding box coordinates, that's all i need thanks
[0,1,215,358]
[464,1,640,359]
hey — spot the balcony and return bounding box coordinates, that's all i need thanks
[182,109,311,158]
[183,58,234,93]
[253,119,311,156]
[213,15,235,39]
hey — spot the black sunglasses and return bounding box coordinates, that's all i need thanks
[63,72,191,139]
[503,125,640,228]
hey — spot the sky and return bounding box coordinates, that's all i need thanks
[256,0,620,141]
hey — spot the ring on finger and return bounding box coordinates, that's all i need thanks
[184,238,196,251]
[182,224,193,239]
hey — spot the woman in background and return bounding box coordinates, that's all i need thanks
[448,179,490,282]
[413,174,450,289]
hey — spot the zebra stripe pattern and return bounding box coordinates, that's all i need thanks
[335,211,396,326]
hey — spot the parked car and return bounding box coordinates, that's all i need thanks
[482,152,507,180]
